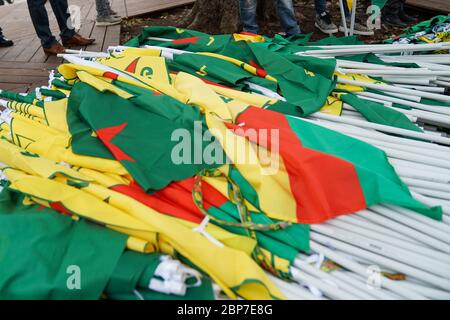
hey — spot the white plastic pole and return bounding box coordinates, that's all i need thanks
[308,112,450,145]
[338,77,450,103]
[349,0,357,36]
[308,241,428,299]
[354,91,450,115]
[360,210,450,253]
[338,0,349,36]
[311,232,450,290]
[293,259,375,299]
[312,224,450,278]
[290,267,359,299]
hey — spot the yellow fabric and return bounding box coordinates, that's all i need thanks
[7,113,128,175]
[59,57,182,101]
[260,248,291,274]
[335,72,384,92]
[0,137,283,300]
[346,0,354,11]
[96,55,174,91]
[6,101,45,118]
[76,71,135,100]
[126,236,157,253]
[197,52,277,82]
[320,96,343,116]
[3,167,284,300]
[233,33,266,43]
[173,72,298,223]
[118,47,163,58]
[41,98,70,133]
[176,218,257,256]
[0,139,92,184]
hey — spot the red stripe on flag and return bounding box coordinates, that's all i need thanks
[103,71,119,80]
[111,178,228,224]
[172,36,200,44]
[231,107,366,223]
[49,202,73,216]
[249,60,268,78]
[240,31,260,37]
[96,123,136,162]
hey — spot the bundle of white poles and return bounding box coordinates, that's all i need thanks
[53,42,450,299]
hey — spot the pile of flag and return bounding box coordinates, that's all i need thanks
[0,25,449,300]
[386,14,450,44]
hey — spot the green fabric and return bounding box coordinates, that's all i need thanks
[0,90,36,104]
[248,43,336,115]
[405,15,450,35]
[420,98,450,108]
[384,15,450,44]
[310,35,363,46]
[340,53,420,69]
[0,188,127,300]
[208,202,307,263]
[52,78,73,91]
[285,55,336,79]
[286,117,442,220]
[67,83,116,159]
[169,52,278,92]
[127,26,232,53]
[40,88,67,100]
[105,250,162,295]
[69,82,223,192]
[341,93,422,132]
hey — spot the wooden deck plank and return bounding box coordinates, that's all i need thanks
[102,25,122,52]
[0,82,31,91]
[0,0,194,92]
[14,37,43,63]
[0,75,49,84]
[406,0,450,13]
[122,0,195,17]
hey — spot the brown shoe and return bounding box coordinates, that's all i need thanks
[43,42,66,55]
[62,33,95,47]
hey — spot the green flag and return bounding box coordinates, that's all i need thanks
[0,188,127,299]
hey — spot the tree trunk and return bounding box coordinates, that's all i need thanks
[179,0,277,34]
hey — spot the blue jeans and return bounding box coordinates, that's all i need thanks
[315,0,350,17]
[239,0,301,36]
[27,0,75,48]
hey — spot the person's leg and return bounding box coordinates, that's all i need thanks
[26,0,57,48]
[239,0,259,34]
[0,26,14,47]
[383,0,401,16]
[398,0,417,23]
[95,0,110,18]
[105,0,119,16]
[48,0,75,41]
[314,0,327,15]
[275,0,301,36]
[95,0,122,26]
[382,0,407,27]
[314,0,338,34]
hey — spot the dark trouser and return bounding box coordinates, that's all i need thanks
[27,0,75,48]
[0,27,3,37]
[383,0,405,16]
[315,0,350,17]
